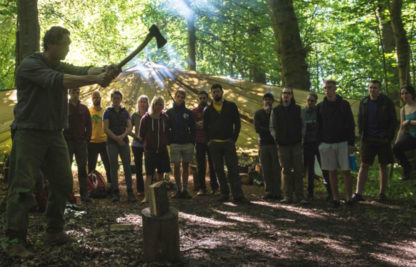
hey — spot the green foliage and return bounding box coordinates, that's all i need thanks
[1,0,415,96]
[0,0,17,90]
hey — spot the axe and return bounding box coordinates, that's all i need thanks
[117,25,167,68]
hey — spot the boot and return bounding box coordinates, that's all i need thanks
[6,242,33,258]
[45,232,73,245]
[127,190,137,203]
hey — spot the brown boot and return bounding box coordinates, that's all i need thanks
[6,242,33,258]
[45,232,73,245]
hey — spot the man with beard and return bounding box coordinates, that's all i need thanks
[166,88,195,199]
[6,26,119,257]
[88,91,111,189]
[270,87,307,204]
[254,93,282,200]
[203,84,249,204]
[64,88,92,202]
[192,90,219,195]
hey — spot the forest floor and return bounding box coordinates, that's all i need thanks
[0,172,416,267]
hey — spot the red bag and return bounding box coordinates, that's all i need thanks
[87,170,107,198]
[34,182,77,212]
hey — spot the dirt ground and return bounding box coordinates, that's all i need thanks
[1,173,416,267]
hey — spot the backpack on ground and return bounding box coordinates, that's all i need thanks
[87,170,107,198]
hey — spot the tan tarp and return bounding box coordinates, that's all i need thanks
[0,62,360,155]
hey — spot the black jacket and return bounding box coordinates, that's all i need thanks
[166,102,195,144]
[316,95,355,146]
[254,109,275,145]
[358,94,397,141]
[271,102,303,146]
[203,100,241,142]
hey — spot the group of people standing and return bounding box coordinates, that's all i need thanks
[4,24,416,258]
[65,82,249,205]
[256,79,416,208]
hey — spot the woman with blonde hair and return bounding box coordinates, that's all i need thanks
[130,95,149,196]
[138,96,171,202]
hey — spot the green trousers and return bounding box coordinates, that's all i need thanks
[278,143,304,201]
[6,129,73,241]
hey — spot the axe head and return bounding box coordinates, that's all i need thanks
[149,24,167,49]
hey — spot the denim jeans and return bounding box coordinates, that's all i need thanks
[106,142,133,195]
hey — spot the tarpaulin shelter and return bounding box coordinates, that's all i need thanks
[0,62,360,156]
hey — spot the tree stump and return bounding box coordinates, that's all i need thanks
[141,207,180,262]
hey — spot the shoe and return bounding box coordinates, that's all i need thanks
[211,188,218,195]
[263,192,274,200]
[274,195,283,201]
[181,190,192,199]
[81,194,91,203]
[6,242,33,258]
[233,196,250,204]
[111,194,120,203]
[280,198,292,204]
[331,200,341,208]
[378,193,387,202]
[45,232,73,245]
[196,189,206,196]
[218,194,229,202]
[345,199,355,207]
[141,198,148,204]
[299,199,309,205]
[172,191,182,199]
[352,193,364,202]
[127,193,137,203]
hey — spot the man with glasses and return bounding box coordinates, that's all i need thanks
[302,93,331,201]
[317,79,355,208]
[270,87,307,204]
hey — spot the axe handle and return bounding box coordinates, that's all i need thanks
[117,33,154,69]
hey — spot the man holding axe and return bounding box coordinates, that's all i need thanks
[5,26,120,257]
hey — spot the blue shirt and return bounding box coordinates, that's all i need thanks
[103,106,131,144]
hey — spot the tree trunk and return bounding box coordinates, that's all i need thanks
[375,1,399,102]
[248,25,266,84]
[389,0,411,86]
[267,0,310,90]
[16,0,40,67]
[377,2,395,53]
[185,0,196,71]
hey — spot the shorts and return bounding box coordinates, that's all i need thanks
[145,150,171,176]
[169,143,194,163]
[319,141,349,171]
[360,139,394,165]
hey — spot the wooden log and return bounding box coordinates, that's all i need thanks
[149,181,169,216]
[141,207,180,262]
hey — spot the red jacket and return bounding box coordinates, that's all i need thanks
[139,111,170,153]
[192,105,206,144]
[64,100,91,144]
